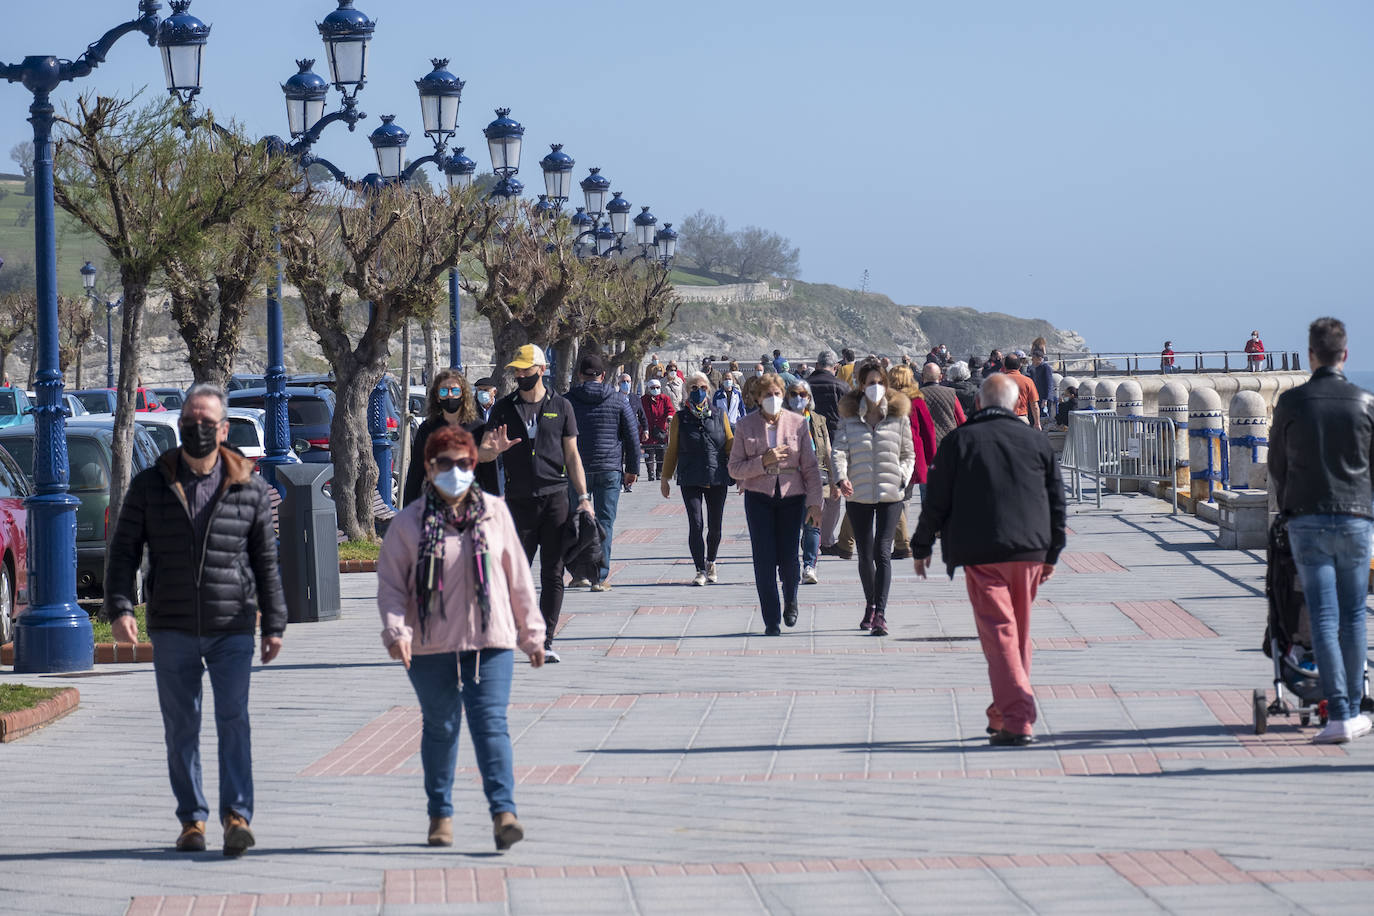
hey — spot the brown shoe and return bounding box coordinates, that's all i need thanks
[175,821,206,852]
[221,813,255,857]
[428,816,453,847]
[493,811,524,852]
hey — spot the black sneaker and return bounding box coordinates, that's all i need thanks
[764,625,782,636]
[783,603,798,627]
[988,730,1034,747]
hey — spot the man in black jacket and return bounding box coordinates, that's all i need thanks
[909,374,1066,747]
[1269,317,1374,744]
[105,383,287,856]
[565,353,641,591]
[808,350,852,557]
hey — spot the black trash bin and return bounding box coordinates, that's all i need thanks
[277,463,342,623]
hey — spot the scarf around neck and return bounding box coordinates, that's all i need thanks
[416,480,491,639]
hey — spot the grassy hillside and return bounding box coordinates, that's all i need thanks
[0,180,107,296]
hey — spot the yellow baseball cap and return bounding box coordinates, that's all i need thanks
[506,344,547,370]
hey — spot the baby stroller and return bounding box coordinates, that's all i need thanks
[1253,516,1371,734]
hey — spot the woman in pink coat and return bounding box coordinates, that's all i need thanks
[377,425,546,852]
[728,372,824,635]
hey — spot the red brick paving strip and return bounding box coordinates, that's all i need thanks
[126,849,1374,911]
[1114,600,1218,639]
[1059,551,1127,573]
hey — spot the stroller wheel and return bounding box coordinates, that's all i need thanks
[1300,714,1310,727]
[1253,689,1267,736]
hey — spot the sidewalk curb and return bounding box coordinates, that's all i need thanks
[0,687,79,742]
[340,560,378,573]
[2,643,154,666]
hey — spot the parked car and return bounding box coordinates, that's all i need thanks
[0,444,29,645]
[226,407,267,462]
[65,394,89,417]
[226,374,266,391]
[0,387,34,429]
[0,418,160,597]
[150,386,185,409]
[227,386,335,464]
[85,410,182,455]
[70,387,167,414]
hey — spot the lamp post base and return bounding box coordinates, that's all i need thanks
[13,607,93,674]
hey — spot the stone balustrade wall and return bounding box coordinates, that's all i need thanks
[671,282,788,304]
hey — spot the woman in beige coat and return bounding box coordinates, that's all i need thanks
[377,425,546,851]
[833,360,916,635]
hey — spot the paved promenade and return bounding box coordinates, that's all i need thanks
[3,482,1374,914]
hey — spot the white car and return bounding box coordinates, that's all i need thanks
[225,407,267,461]
[84,410,184,454]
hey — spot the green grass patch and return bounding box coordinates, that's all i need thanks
[0,181,106,298]
[668,268,720,287]
[89,606,148,643]
[338,540,381,562]
[0,683,63,714]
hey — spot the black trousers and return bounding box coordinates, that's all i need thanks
[743,491,806,628]
[644,445,666,478]
[681,484,728,571]
[846,501,903,612]
[506,491,569,647]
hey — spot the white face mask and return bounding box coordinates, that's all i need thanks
[865,384,885,404]
[433,466,474,499]
[755,369,764,377]
[787,395,808,412]
[761,395,783,415]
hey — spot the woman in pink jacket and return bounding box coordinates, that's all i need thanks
[728,372,824,635]
[377,425,546,852]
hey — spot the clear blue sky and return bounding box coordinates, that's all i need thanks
[4,1,1371,368]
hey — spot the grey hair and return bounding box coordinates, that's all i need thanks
[184,382,228,419]
[978,374,1020,411]
[679,371,714,410]
[946,360,971,382]
[789,378,813,399]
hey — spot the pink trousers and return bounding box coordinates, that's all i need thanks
[964,561,1042,735]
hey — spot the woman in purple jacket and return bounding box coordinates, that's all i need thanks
[728,372,824,634]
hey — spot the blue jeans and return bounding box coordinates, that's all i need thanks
[573,469,623,582]
[150,631,255,824]
[1287,515,1374,721]
[743,491,806,627]
[801,524,820,568]
[406,649,516,819]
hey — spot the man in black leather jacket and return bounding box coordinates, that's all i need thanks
[105,383,287,855]
[1269,317,1374,745]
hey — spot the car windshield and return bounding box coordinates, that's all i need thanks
[75,392,109,413]
[0,436,109,491]
[0,392,16,415]
[227,417,260,448]
[230,395,329,427]
[138,423,177,453]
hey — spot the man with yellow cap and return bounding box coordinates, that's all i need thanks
[478,345,594,663]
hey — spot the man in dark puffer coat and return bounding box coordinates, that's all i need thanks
[105,383,287,857]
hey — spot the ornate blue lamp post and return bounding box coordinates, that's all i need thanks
[1,0,209,673]
[654,223,680,265]
[443,147,476,370]
[632,206,658,257]
[539,144,575,206]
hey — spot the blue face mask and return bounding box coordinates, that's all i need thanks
[689,388,708,406]
[618,382,631,393]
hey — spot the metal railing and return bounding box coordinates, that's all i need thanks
[1062,410,1178,513]
[1050,349,1301,377]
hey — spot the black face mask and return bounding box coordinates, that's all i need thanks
[516,374,540,392]
[179,419,220,459]
[439,397,462,413]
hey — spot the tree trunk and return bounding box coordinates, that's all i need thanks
[398,320,412,494]
[0,345,10,387]
[107,277,148,537]
[330,358,383,541]
[420,315,437,384]
[489,317,531,394]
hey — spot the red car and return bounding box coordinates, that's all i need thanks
[0,444,29,645]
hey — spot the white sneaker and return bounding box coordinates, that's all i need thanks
[1352,715,1373,739]
[802,566,818,585]
[692,571,707,587]
[1312,719,1356,744]
[705,562,718,583]
[569,577,591,588]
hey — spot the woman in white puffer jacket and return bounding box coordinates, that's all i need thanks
[832,360,916,636]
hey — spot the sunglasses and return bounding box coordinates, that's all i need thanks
[692,385,709,393]
[429,456,475,472]
[438,387,464,398]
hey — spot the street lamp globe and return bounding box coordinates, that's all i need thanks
[157,1,211,105]
[318,0,375,97]
[595,223,616,257]
[532,194,557,222]
[606,191,632,237]
[655,223,679,261]
[80,261,97,291]
[633,206,657,248]
[443,147,477,192]
[580,167,610,217]
[484,108,524,177]
[416,58,463,141]
[569,207,593,248]
[282,59,329,138]
[368,115,409,181]
[539,144,575,203]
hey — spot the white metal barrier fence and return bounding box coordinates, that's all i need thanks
[1061,410,1178,513]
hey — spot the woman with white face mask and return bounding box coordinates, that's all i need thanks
[377,425,546,852]
[728,373,824,635]
[832,361,916,636]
